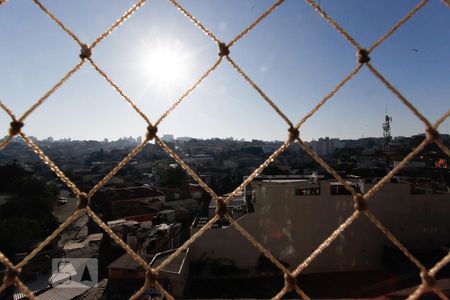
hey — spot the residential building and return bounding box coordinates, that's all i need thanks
[190,176,450,273]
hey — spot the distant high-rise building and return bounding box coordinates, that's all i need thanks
[28,136,39,143]
[176,136,193,143]
[309,137,344,156]
[162,134,175,143]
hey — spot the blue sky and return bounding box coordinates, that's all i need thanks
[1,0,449,141]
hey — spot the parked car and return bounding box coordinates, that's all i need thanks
[58,196,67,205]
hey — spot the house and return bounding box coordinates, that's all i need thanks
[108,186,166,203]
[63,233,103,258]
[107,219,181,255]
[149,249,190,299]
[107,249,189,298]
[157,209,176,223]
[107,253,149,281]
[112,200,160,222]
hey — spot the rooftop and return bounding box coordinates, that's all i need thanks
[149,248,189,274]
[107,186,165,201]
[36,281,90,300]
[108,253,152,271]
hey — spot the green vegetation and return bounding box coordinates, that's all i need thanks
[0,163,59,259]
[164,166,186,188]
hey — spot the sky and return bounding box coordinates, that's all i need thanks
[0,0,449,142]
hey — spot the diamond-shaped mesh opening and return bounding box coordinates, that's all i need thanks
[93,0,219,121]
[301,67,428,140]
[315,1,427,46]
[0,139,41,167]
[159,62,288,142]
[10,215,103,299]
[232,171,355,266]
[175,0,278,42]
[83,209,168,299]
[188,256,287,298]
[25,66,148,141]
[0,1,80,109]
[232,3,357,123]
[35,1,141,41]
[189,215,290,298]
[290,219,415,299]
[1,0,449,299]
[102,252,147,299]
[20,85,149,193]
[394,139,450,195]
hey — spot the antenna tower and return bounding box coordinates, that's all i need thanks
[382,106,392,167]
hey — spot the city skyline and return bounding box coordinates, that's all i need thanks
[4,131,441,144]
[1,0,449,141]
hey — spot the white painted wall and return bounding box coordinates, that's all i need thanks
[190,180,450,273]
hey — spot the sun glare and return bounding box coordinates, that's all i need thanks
[141,42,189,87]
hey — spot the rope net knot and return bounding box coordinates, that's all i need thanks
[76,192,90,209]
[353,193,368,211]
[79,44,92,60]
[146,268,159,284]
[2,267,21,287]
[146,125,158,141]
[9,121,24,136]
[425,127,440,142]
[218,42,230,57]
[284,273,297,291]
[420,271,437,288]
[288,126,299,143]
[357,48,371,64]
[215,197,228,217]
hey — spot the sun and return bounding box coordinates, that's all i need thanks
[141,41,190,87]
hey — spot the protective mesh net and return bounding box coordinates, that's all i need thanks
[1,0,450,299]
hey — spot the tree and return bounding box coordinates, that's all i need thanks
[164,166,186,189]
[0,164,58,258]
[262,166,289,175]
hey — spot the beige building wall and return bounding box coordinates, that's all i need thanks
[190,180,450,273]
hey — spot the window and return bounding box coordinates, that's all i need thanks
[330,182,361,195]
[295,186,320,196]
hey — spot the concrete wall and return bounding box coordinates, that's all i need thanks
[161,262,189,298]
[190,180,450,273]
[108,269,145,281]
